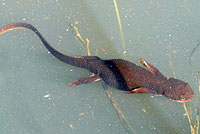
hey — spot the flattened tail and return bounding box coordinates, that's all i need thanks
[0,22,88,68]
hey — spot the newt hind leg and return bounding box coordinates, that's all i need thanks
[138,57,167,79]
[68,73,101,87]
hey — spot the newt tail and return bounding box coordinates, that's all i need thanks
[0,22,93,70]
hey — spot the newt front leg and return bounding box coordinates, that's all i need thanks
[138,57,167,79]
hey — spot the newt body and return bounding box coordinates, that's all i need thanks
[0,22,194,102]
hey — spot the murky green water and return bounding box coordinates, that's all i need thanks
[0,0,200,134]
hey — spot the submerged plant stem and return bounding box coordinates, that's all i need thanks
[105,90,135,134]
[183,103,195,134]
[70,23,86,44]
[168,43,198,134]
[70,23,91,56]
[168,43,176,77]
[113,0,126,51]
[195,78,200,134]
[189,42,200,64]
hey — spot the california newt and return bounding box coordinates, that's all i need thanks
[0,22,194,102]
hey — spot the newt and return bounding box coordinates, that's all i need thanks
[0,22,194,102]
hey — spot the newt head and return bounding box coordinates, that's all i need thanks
[164,78,194,102]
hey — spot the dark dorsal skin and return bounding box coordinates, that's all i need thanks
[0,22,194,102]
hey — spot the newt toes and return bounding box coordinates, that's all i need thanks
[0,22,194,102]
